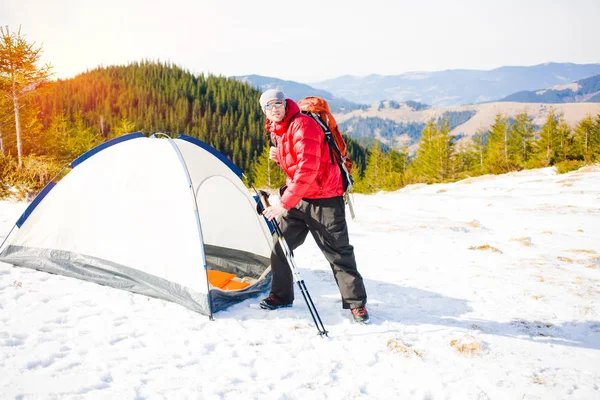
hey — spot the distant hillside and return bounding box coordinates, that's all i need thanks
[499,74,600,103]
[339,101,476,149]
[232,75,366,113]
[335,100,600,151]
[311,63,600,107]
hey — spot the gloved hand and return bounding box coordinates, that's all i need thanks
[262,203,287,221]
[255,190,270,215]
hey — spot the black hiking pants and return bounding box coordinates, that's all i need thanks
[269,196,367,309]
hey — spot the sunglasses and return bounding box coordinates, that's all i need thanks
[265,101,285,110]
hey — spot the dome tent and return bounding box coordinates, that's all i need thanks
[0,133,273,317]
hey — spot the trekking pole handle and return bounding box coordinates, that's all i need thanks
[257,191,286,237]
[258,191,271,209]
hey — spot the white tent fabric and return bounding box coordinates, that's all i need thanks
[0,133,273,316]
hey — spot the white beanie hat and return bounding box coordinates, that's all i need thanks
[259,89,286,111]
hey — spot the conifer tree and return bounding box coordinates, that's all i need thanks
[454,144,478,177]
[44,113,70,157]
[411,121,438,182]
[572,114,600,163]
[0,26,53,168]
[412,120,455,183]
[382,148,405,190]
[470,130,487,173]
[508,112,535,168]
[251,141,285,189]
[593,114,600,162]
[485,113,511,173]
[554,118,572,163]
[62,114,101,162]
[532,109,559,167]
[357,142,387,193]
[436,121,454,181]
[109,118,136,139]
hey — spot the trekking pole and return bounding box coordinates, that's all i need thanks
[344,192,356,220]
[252,188,329,337]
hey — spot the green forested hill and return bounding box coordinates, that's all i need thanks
[35,61,266,173]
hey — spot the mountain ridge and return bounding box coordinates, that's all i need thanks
[231,74,365,112]
[310,62,600,107]
[499,73,600,103]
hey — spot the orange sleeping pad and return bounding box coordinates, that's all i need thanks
[207,270,250,291]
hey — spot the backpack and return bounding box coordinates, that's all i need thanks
[297,96,354,192]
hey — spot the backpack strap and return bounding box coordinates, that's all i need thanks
[307,112,354,192]
[309,112,342,164]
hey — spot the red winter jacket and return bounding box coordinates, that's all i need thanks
[266,98,344,210]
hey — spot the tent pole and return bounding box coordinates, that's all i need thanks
[0,225,17,253]
[164,135,214,320]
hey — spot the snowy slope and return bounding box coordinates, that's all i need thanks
[1,166,599,399]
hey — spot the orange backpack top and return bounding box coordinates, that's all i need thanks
[297,96,354,191]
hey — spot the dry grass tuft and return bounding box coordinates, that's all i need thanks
[576,165,598,173]
[468,244,502,253]
[534,275,546,282]
[450,336,482,355]
[290,325,305,331]
[459,178,476,185]
[437,188,448,193]
[577,229,584,233]
[557,256,574,263]
[532,295,544,300]
[541,230,553,235]
[533,376,546,385]
[511,237,532,246]
[566,249,597,255]
[467,220,481,228]
[387,339,423,358]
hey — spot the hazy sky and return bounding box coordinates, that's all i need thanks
[2,0,599,83]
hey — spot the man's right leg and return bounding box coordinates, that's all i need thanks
[266,205,309,305]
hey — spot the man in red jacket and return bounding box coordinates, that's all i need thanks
[258,89,369,324]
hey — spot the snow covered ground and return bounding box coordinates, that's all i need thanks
[1,166,599,399]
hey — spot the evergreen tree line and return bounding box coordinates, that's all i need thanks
[353,110,600,193]
[34,61,268,171]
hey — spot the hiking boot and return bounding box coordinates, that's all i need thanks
[259,296,292,310]
[351,306,370,324]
